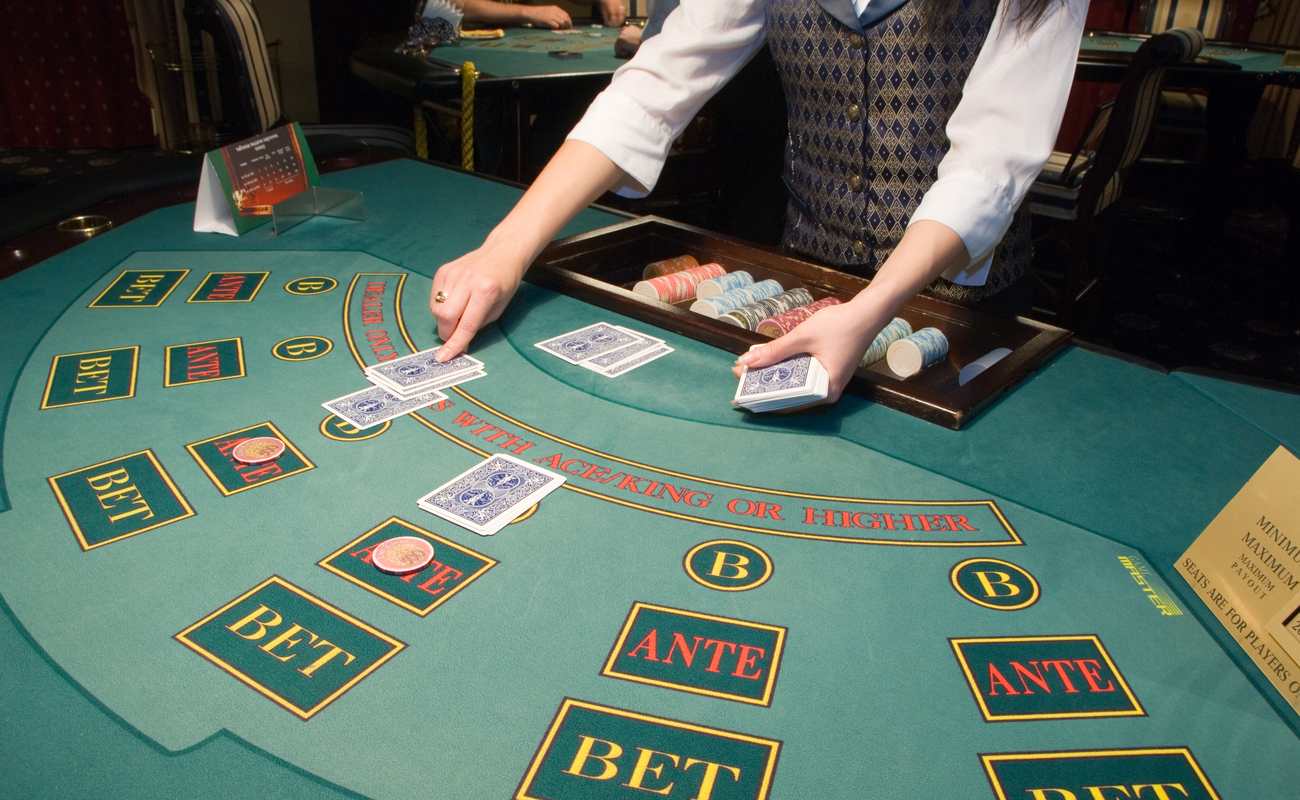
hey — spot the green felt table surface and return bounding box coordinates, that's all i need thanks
[428,26,625,78]
[1,160,1297,799]
[1081,32,1299,74]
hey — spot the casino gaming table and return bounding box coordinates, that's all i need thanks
[351,25,625,179]
[1078,30,1299,260]
[430,27,627,78]
[1079,31,1300,84]
[3,158,1300,799]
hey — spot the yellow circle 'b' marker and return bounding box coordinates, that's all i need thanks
[272,335,334,362]
[683,539,773,592]
[950,557,1040,611]
[284,276,338,296]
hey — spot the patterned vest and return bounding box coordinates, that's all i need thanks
[767,0,1033,304]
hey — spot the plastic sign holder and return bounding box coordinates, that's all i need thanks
[195,122,363,237]
[271,186,366,236]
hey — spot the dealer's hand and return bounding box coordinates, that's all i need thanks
[430,245,525,361]
[732,300,889,408]
[428,140,629,361]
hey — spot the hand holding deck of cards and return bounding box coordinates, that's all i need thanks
[733,354,830,412]
[534,321,673,377]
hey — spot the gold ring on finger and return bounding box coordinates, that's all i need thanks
[434,290,448,304]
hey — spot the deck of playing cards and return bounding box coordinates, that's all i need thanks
[365,349,485,395]
[417,454,565,536]
[733,354,829,412]
[534,321,673,377]
[321,348,486,430]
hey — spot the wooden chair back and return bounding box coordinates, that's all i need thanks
[1077,27,1205,220]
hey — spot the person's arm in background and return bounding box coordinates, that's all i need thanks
[599,0,626,27]
[431,0,768,360]
[735,0,1089,406]
[460,0,572,29]
[614,24,641,58]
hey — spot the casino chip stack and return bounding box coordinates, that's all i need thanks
[697,270,754,299]
[642,254,699,279]
[689,279,784,318]
[372,536,435,575]
[632,263,724,304]
[755,297,842,337]
[719,288,813,330]
[862,317,913,366]
[886,326,948,377]
[232,436,285,465]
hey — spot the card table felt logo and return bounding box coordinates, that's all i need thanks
[431,400,1024,548]
[48,449,195,550]
[602,602,786,706]
[516,698,780,800]
[949,635,1144,722]
[88,268,190,308]
[682,539,774,592]
[185,421,314,496]
[318,517,497,616]
[981,748,1221,800]
[40,345,139,409]
[271,335,334,362]
[186,271,270,303]
[283,276,338,296]
[950,557,1041,611]
[175,576,404,720]
[164,338,246,387]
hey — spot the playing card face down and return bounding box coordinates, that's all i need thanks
[367,349,482,392]
[736,355,815,401]
[593,345,673,377]
[534,323,641,365]
[323,384,446,429]
[418,454,564,535]
[582,333,663,371]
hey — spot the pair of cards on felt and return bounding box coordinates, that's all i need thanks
[536,320,827,411]
[403,348,821,536]
[321,349,564,537]
[534,321,674,377]
[322,349,485,431]
[419,453,564,537]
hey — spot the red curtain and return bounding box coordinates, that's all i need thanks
[0,1,154,148]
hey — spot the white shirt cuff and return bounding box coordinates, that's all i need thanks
[909,171,1013,286]
[567,90,671,199]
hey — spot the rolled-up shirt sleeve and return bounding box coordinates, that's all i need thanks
[567,0,768,197]
[911,0,1088,284]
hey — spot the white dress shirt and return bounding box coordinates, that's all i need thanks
[568,0,1088,285]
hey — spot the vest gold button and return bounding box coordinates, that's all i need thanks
[851,240,867,258]
[847,103,862,122]
[848,174,863,192]
[848,33,865,49]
